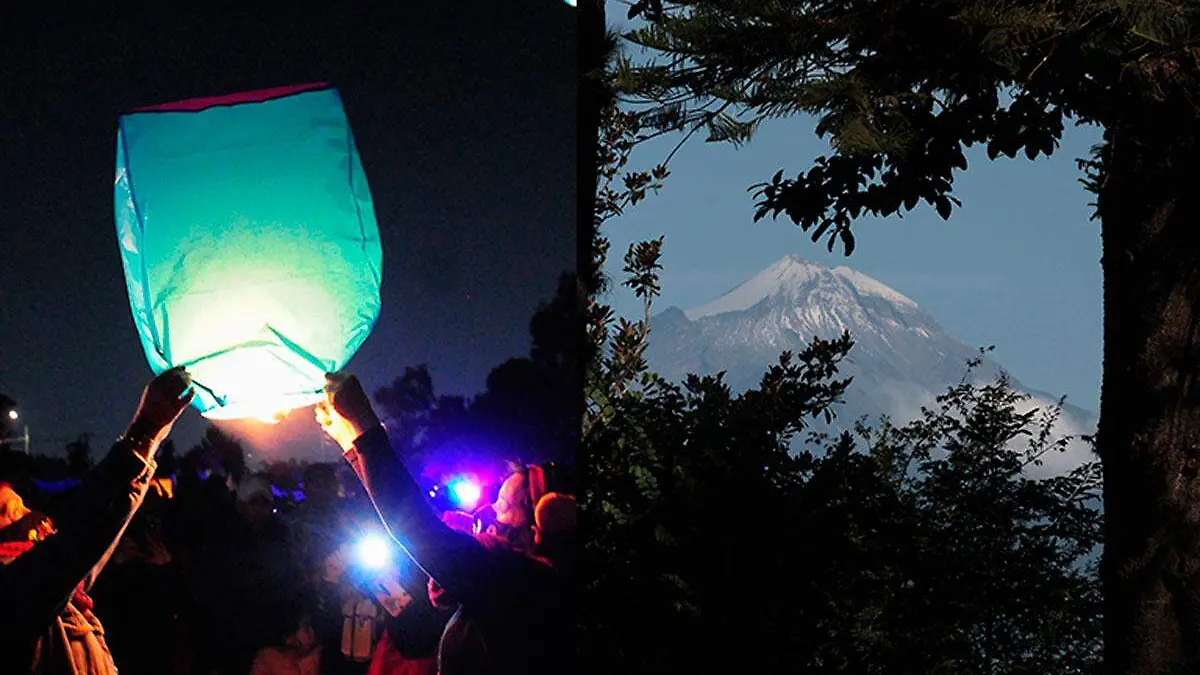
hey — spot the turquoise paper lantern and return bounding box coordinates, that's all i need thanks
[114,83,383,421]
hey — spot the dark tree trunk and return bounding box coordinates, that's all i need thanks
[1099,106,1200,675]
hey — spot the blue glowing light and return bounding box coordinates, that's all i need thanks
[356,535,390,570]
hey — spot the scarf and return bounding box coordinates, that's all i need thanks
[56,601,114,675]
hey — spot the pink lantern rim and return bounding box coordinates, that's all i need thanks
[126,82,333,114]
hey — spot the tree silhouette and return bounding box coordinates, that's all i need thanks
[263,459,304,493]
[186,426,249,487]
[374,366,436,438]
[373,274,581,485]
[65,433,93,477]
[612,2,1199,670]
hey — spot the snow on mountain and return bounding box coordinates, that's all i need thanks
[685,254,919,321]
[830,265,919,310]
[648,255,1097,474]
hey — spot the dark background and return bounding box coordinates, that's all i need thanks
[0,1,577,460]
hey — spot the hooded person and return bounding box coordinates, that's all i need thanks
[0,367,194,675]
[316,372,572,675]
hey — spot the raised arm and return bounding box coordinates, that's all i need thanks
[0,367,193,642]
[316,373,491,601]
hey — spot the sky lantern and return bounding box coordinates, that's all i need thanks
[114,83,383,422]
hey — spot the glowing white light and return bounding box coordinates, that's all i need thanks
[6,410,17,421]
[565,0,576,5]
[356,535,390,570]
[450,479,482,508]
[163,256,337,422]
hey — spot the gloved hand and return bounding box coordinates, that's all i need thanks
[125,366,194,459]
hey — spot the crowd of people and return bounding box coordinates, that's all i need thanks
[0,368,577,675]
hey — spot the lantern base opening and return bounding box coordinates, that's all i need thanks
[199,391,325,423]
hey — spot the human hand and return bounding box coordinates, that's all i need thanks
[126,366,194,458]
[314,372,380,453]
[427,576,453,608]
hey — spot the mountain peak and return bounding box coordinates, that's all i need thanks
[829,266,918,310]
[683,255,917,320]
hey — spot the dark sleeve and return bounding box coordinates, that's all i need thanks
[385,601,451,660]
[0,440,155,642]
[345,426,493,603]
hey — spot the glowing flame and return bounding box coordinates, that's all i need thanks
[203,399,305,424]
[257,408,291,425]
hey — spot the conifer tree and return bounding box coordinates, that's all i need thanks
[611,3,1200,671]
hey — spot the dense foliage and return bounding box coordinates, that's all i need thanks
[579,92,1103,673]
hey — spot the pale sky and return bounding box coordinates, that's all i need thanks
[604,107,1104,412]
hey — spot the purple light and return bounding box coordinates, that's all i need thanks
[449,478,482,509]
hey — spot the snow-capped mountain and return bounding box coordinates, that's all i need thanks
[646,254,1098,473]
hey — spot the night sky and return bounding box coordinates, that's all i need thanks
[0,2,576,460]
